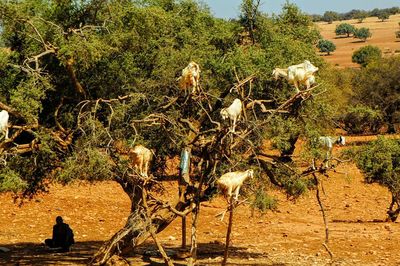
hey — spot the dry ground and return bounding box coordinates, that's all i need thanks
[1,136,400,265]
[317,14,400,67]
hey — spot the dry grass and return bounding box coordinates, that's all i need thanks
[317,14,400,68]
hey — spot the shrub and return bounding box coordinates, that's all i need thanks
[352,45,381,66]
[341,105,383,134]
[378,12,390,21]
[354,27,372,41]
[335,23,356,37]
[317,39,336,55]
[355,137,400,221]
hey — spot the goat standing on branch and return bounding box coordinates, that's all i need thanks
[177,61,201,94]
[220,98,242,133]
[317,136,345,168]
[273,60,318,93]
[217,169,254,201]
[0,110,9,140]
[129,145,153,177]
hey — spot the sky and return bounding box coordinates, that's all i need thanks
[200,0,400,19]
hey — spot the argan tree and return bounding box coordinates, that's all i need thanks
[317,39,336,55]
[351,45,381,66]
[354,27,372,42]
[355,137,400,222]
[0,0,341,264]
[335,23,356,37]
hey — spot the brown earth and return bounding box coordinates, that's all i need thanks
[317,14,400,68]
[1,136,400,265]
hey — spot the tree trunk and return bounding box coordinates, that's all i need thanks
[90,195,185,265]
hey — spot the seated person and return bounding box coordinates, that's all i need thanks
[45,216,74,251]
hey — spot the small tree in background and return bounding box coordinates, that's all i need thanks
[354,27,372,42]
[378,12,390,22]
[352,45,382,67]
[396,30,400,40]
[335,23,356,37]
[323,11,339,24]
[317,39,336,55]
[354,10,368,23]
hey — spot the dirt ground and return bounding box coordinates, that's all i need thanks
[1,137,400,266]
[317,14,400,68]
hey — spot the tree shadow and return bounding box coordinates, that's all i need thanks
[332,219,388,223]
[132,241,281,265]
[351,40,367,43]
[0,241,101,265]
[0,240,283,265]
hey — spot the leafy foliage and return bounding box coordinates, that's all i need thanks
[335,23,356,37]
[353,27,372,42]
[352,45,381,66]
[340,105,383,134]
[317,39,336,55]
[355,137,400,221]
[378,12,390,22]
[350,57,400,132]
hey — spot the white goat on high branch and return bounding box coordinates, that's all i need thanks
[220,98,242,133]
[129,144,153,177]
[217,169,254,201]
[0,110,9,140]
[272,60,318,93]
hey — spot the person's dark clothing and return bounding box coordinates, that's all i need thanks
[45,222,74,251]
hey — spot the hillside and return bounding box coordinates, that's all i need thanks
[317,14,400,68]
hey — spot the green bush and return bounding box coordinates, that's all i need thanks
[354,27,372,41]
[335,23,356,37]
[355,137,400,221]
[341,105,383,134]
[317,39,336,55]
[352,45,381,66]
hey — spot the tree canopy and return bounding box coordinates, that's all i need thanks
[0,0,347,263]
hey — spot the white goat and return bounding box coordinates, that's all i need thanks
[0,110,9,140]
[217,169,254,200]
[272,60,318,93]
[177,61,201,94]
[220,98,242,133]
[129,144,153,177]
[317,136,345,168]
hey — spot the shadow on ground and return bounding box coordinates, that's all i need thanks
[0,240,278,265]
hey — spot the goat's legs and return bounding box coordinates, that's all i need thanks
[234,186,241,200]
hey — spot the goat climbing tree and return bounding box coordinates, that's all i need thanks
[0,0,342,264]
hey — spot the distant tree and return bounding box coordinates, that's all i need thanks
[335,23,356,37]
[378,12,390,22]
[396,30,400,40]
[370,8,381,17]
[352,45,381,66]
[354,10,368,23]
[354,27,372,42]
[322,11,339,24]
[239,0,261,45]
[310,14,323,22]
[317,39,336,55]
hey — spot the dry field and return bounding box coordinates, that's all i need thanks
[317,14,400,68]
[1,136,400,265]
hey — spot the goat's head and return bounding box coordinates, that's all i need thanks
[220,108,229,120]
[337,136,346,146]
[303,60,318,73]
[247,169,254,179]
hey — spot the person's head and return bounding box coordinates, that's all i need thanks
[56,216,63,224]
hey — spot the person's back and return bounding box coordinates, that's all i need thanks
[45,216,74,251]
